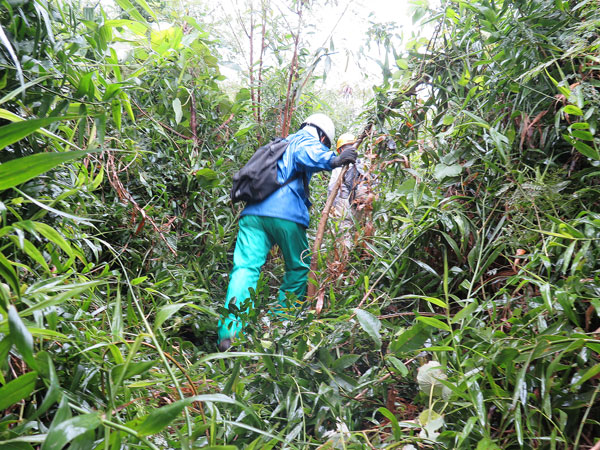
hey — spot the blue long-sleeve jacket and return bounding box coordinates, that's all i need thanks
[242,128,336,227]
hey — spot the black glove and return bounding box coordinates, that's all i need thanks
[330,147,357,169]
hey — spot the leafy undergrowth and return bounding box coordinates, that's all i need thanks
[1,0,600,449]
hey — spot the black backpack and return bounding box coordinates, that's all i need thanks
[231,138,307,204]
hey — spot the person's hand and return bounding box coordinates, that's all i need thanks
[331,147,357,168]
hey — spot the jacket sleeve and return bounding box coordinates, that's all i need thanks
[294,140,336,173]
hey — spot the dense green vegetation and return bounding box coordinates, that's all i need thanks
[1,0,599,448]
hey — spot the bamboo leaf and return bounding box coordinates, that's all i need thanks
[173,98,183,124]
[0,117,66,151]
[8,305,37,370]
[0,371,38,410]
[354,308,382,349]
[0,151,91,191]
[0,250,20,299]
[114,0,147,24]
[563,105,583,116]
[416,316,451,332]
[41,413,101,450]
[0,24,24,88]
[154,303,188,330]
[134,394,237,436]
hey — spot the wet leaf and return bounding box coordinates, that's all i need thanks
[354,308,381,349]
[0,371,38,410]
[41,413,101,450]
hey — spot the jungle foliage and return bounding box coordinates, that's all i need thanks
[0,0,599,449]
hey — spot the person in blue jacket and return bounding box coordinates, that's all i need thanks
[218,113,357,351]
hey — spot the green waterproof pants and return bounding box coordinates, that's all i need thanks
[217,215,310,343]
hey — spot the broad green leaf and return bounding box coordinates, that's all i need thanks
[111,288,123,339]
[477,438,501,450]
[0,151,91,191]
[402,295,448,308]
[331,354,360,371]
[29,353,61,420]
[452,299,479,323]
[377,407,402,440]
[390,322,430,354]
[0,117,65,151]
[0,441,35,449]
[573,140,600,160]
[0,75,54,105]
[563,105,583,116]
[112,99,122,130]
[75,72,94,99]
[114,0,147,24]
[354,308,381,349]
[0,371,38,410]
[573,363,600,388]
[434,163,463,181]
[134,394,236,436]
[173,98,183,124]
[130,276,147,286]
[132,0,157,20]
[31,222,74,257]
[0,23,24,87]
[0,250,19,298]
[571,129,594,141]
[41,413,101,450]
[416,316,451,332]
[154,303,187,330]
[111,360,155,382]
[120,91,135,122]
[386,355,409,376]
[8,305,37,370]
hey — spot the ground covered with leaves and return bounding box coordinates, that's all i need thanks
[1,0,600,448]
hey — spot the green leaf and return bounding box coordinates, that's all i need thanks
[154,303,188,330]
[331,354,361,371]
[41,413,101,450]
[0,151,91,191]
[196,168,219,188]
[477,438,501,450]
[29,353,61,420]
[111,360,156,382]
[573,363,600,388]
[386,355,409,376]
[0,22,24,88]
[0,117,66,151]
[132,0,157,20]
[114,0,148,23]
[134,394,236,436]
[130,276,147,286]
[8,305,37,370]
[0,371,38,410]
[573,141,600,160]
[0,250,19,299]
[173,98,183,124]
[31,222,74,257]
[416,316,451,332]
[0,441,35,449]
[354,308,382,349]
[563,105,583,116]
[571,129,594,141]
[377,407,402,441]
[390,322,430,354]
[112,99,122,131]
[434,163,463,181]
[75,72,94,99]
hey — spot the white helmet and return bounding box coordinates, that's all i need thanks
[301,113,335,148]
